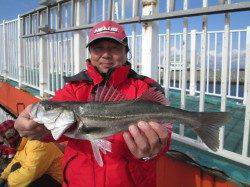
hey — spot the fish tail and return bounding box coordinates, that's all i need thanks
[192,112,230,151]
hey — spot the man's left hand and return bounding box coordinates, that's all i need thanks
[123,121,168,160]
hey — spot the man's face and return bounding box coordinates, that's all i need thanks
[89,40,127,73]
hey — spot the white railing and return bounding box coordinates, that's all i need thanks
[0,0,250,167]
[0,19,19,80]
[23,36,40,89]
[0,23,4,76]
[157,28,250,165]
[44,32,74,94]
[158,29,247,101]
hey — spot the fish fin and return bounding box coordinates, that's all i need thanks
[136,87,170,106]
[91,139,112,167]
[195,112,230,126]
[192,112,230,151]
[90,85,125,102]
[194,124,220,151]
[91,141,104,167]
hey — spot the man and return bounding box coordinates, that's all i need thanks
[14,20,172,187]
[0,120,63,187]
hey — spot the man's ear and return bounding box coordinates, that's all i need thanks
[127,50,132,61]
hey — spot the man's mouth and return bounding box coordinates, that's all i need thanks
[101,62,113,68]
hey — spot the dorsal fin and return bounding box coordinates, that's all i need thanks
[89,85,125,102]
[89,85,169,105]
[136,87,170,106]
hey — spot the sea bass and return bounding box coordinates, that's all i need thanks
[30,86,230,151]
[29,86,229,165]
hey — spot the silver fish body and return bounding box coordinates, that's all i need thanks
[30,99,229,151]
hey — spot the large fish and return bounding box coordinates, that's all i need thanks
[30,86,230,165]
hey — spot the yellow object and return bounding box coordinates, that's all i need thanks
[0,138,63,187]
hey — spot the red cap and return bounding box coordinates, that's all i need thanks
[86,20,128,48]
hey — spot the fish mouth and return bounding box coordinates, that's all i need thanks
[64,123,79,139]
[64,123,78,133]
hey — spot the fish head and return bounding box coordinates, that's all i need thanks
[30,100,76,140]
[29,100,64,124]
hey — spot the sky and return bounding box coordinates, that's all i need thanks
[0,0,39,22]
[0,0,249,72]
[0,0,249,30]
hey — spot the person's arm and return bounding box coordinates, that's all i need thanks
[6,141,60,186]
[0,157,17,180]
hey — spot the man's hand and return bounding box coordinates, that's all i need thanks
[123,121,168,160]
[14,104,49,140]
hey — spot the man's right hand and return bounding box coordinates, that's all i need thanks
[14,104,49,140]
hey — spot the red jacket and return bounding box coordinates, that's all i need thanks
[52,61,172,187]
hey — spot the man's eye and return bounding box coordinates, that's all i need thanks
[94,47,103,51]
[111,47,121,52]
[112,47,119,51]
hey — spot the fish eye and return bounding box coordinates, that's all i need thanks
[44,105,52,110]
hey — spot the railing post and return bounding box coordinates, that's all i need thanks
[74,0,85,73]
[164,0,174,96]
[180,0,188,110]
[2,20,7,79]
[189,29,197,96]
[242,26,250,157]
[121,0,125,19]
[197,0,208,144]
[39,35,47,97]
[38,10,48,97]
[87,0,92,24]
[199,0,208,112]
[17,15,23,87]
[179,0,189,137]
[219,0,231,151]
[102,0,106,21]
[141,0,158,80]
[130,0,139,71]
[130,26,136,71]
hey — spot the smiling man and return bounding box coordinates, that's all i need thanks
[14,20,172,187]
